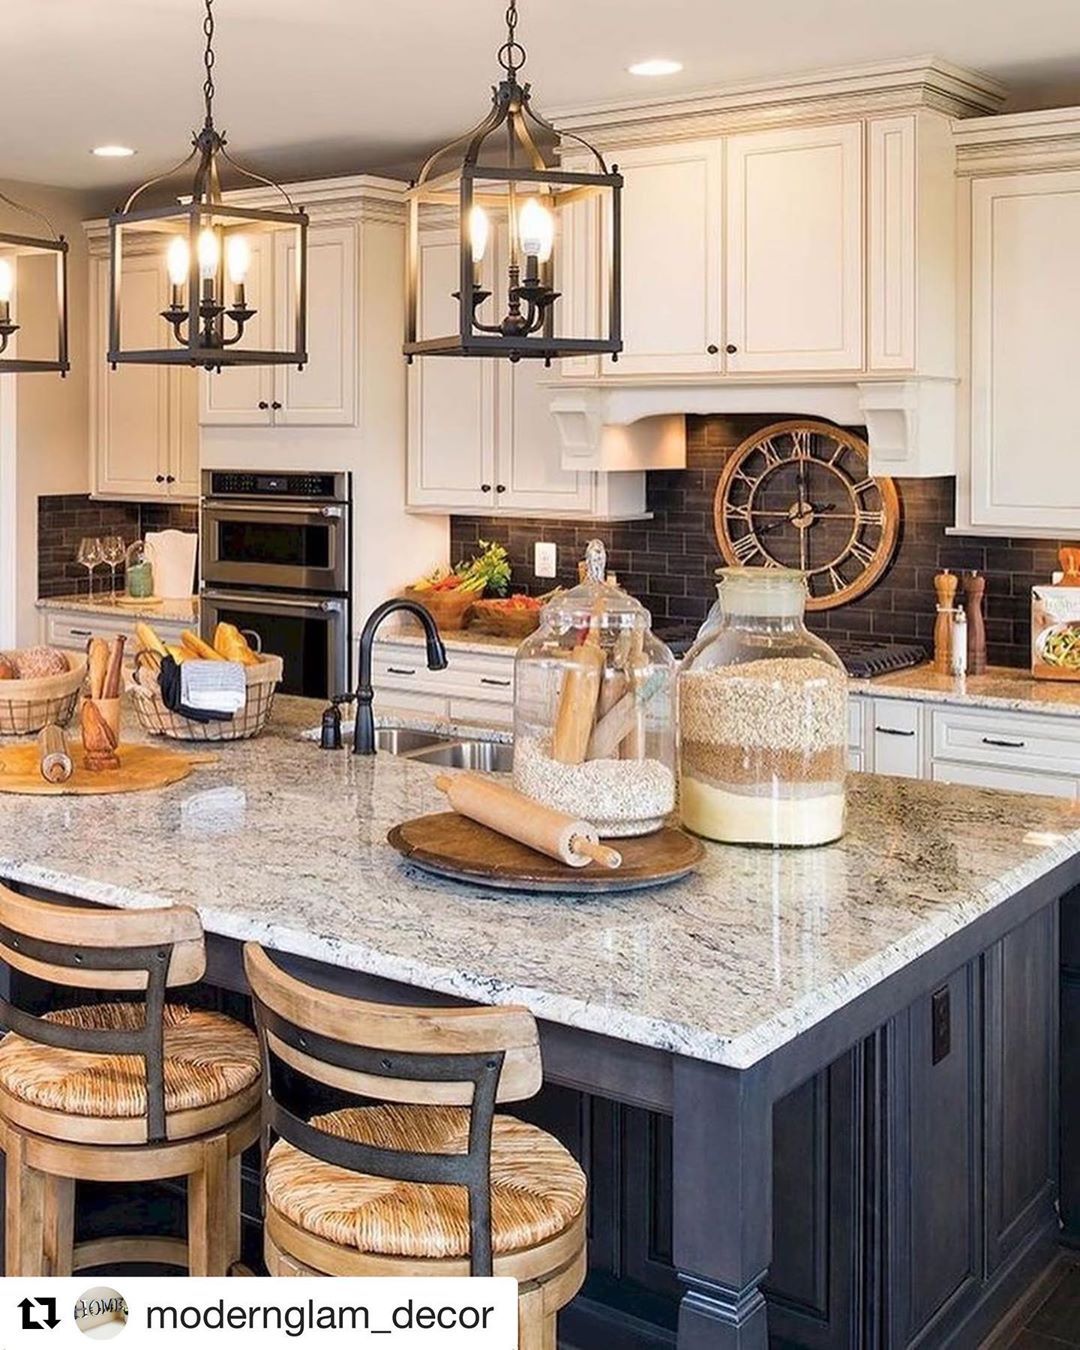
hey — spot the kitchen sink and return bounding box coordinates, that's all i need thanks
[408,740,514,774]
[372,727,447,755]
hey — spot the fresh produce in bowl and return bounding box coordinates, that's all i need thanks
[468,593,546,639]
[403,541,512,630]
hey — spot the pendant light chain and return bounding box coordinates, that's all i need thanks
[498,0,527,79]
[202,0,217,126]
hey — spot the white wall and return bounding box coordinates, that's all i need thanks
[0,179,100,646]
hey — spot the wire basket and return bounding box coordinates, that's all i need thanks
[0,656,87,736]
[127,654,284,742]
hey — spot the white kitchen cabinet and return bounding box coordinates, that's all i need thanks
[931,760,1079,800]
[372,639,514,728]
[601,140,722,377]
[725,122,864,373]
[869,698,923,778]
[89,254,198,501]
[39,605,190,654]
[199,222,357,428]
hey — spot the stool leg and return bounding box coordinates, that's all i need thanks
[5,1132,46,1276]
[518,1286,556,1350]
[226,1151,242,1274]
[43,1176,75,1277]
[188,1135,231,1276]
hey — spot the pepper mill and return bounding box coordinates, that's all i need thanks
[962,571,987,675]
[933,570,958,674]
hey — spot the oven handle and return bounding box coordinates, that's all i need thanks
[201,590,345,615]
[203,500,344,519]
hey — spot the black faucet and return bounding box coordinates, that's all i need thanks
[352,599,448,755]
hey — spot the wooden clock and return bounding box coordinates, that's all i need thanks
[713,419,900,610]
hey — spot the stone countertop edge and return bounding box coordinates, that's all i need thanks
[37,595,199,625]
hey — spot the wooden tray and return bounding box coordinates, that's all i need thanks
[388,812,705,893]
[0,742,213,795]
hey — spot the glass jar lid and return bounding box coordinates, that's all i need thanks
[543,539,651,632]
[715,566,808,618]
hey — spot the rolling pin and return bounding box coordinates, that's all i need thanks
[38,724,73,784]
[551,637,605,764]
[434,773,622,869]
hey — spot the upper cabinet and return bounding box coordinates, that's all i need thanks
[200,220,358,427]
[956,110,1080,535]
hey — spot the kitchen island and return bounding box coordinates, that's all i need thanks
[1,699,1079,1348]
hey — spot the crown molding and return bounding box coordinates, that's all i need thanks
[954,106,1080,174]
[550,57,1006,149]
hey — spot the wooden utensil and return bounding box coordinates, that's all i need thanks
[551,637,605,764]
[37,724,72,784]
[933,570,958,674]
[434,772,621,869]
[0,742,213,795]
[962,571,987,675]
[80,698,120,772]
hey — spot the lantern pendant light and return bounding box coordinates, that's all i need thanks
[404,0,622,364]
[0,190,70,375]
[107,0,307,372]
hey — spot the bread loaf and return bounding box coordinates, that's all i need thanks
[14,646,69,680]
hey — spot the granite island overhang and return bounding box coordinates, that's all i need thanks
[1,701,1079,1348]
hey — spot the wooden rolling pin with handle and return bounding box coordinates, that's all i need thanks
[434,772,622,869]
[38,724,73,784]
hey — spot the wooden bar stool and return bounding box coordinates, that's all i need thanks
[245,945,587,1350]
[0,884,261,1276]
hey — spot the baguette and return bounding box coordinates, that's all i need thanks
[87,637,109,700]
[135,621,168,658]
[165,644,188,665]
[103,635,126,700]
[213,622,261,666]
[180,629,225,661]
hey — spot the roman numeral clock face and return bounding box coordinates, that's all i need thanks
[714,420,900,609]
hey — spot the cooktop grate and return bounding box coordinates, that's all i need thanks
[652,624,925,678]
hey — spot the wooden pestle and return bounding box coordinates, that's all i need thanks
[933,570,958,674]
[551,629,605,764]
[434,773,622,869]
[37,724,72,784]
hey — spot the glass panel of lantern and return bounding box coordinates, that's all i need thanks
[107,200,307,372]
[0,231,69,374]
[405,152,622,364]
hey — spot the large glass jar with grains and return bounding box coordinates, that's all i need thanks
[513,540,677,837]
[678,567,847,847]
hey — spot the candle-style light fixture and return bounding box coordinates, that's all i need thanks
[107,0,307,372]
[404,0,622,364]
[0,190,70,375]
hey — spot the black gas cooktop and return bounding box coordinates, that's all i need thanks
[652,623,925,678]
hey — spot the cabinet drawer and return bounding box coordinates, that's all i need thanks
[448,697,514,730]
[42,611,187,652]
[847,699,864,750]
[931,706,1080,777]
[931,759,1078,801]
[871,699,922,778]
[373,644,515,704]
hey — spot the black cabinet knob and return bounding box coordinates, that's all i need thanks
[165,474,175,484]
[481,483,492,493]
[726,343,738,355]
[155,474,165,483]
[707,344,719,355]
[495,484,506,494]
[271,401,282,410]
[257,401,269,410]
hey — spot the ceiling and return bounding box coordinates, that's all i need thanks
[7,0,1080,196]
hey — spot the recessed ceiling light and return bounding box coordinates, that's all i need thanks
[91,145,136,158]
[628,58,683,77]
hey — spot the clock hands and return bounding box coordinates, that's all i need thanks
[754,500,838,537]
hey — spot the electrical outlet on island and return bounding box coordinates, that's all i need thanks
[534,541,557,579]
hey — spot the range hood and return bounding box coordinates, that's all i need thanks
[549,376,957,477]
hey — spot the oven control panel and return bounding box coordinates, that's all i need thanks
[204,470,347,502]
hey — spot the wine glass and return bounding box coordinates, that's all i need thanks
[76,536,104,601]
[100,535,126,600]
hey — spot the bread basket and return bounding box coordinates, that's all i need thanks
[467,598,542,640]
[128,654,284,742]
[399,585,476,632]
[0,655,87,735]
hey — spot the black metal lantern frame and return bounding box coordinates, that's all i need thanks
[405,0,622,364]
[0,191,70,376]
[107,0,307,373]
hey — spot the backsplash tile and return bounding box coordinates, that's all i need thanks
[38,494,198,599]
[450,414,1072,670]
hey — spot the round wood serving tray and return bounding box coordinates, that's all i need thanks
[388,812,705,893]
[0,742,213,795]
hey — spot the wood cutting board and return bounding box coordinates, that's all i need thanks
[0,742,214,795]
[388,812,705,893]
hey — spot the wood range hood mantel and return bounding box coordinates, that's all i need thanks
[549,377,957,477]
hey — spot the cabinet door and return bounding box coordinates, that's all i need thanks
[870,699,922,778]
[602,140,722,376]
[198,232,274,426]
[168,366,199,498]
[969,170,1080,533]
[92,255,171,497]
[726,122,863,372]
[407,231,495,511]
[274,222,357,426]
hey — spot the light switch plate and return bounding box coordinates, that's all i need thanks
[534,542,557,579]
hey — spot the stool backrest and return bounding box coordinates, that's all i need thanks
[0,884,205,1142]
[244,943,542,1276]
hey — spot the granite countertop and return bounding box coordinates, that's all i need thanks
[1,695,1079,1069]
[850,662,1080,718]
[38,595,199,625]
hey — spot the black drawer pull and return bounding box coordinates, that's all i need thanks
[70,628,93,638]
[875,726,915,737]
[480,677,511,688]
[981,736,1025,749]
[386,667,417,677]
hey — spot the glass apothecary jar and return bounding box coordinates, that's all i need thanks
[678,567,847,847]
[513,540,677,837]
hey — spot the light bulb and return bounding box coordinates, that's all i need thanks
[166,237,189,288]
[226,235,251,285]
[197,227,220,281]
[518,198,554,264]
[468,206,490,265]
[0,259,13,304]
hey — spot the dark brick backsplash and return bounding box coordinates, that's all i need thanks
[38,494,198,599]
[450,414,1072,671]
